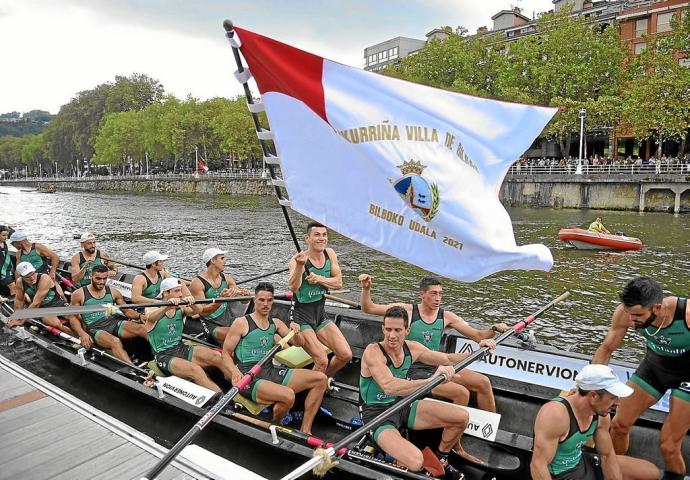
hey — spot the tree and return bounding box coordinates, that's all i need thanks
[621,12,690,157]
[92,110,145,167]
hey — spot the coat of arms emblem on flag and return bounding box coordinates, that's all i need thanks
[392,160,440,222]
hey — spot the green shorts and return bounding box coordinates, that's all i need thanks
[289,298,332,332]
[361,400,420,443]
[87,315,125,340]
[630,352,690,403]
[155,344,195,376]
[238,362,294,402]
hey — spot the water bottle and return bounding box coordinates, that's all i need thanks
[77,347,87,366]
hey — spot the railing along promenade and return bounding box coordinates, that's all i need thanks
[507,163,690,176]
[0,170,268,183]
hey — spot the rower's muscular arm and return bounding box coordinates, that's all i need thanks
[13,280,26,310]
[592,305,629,365]
[189,277,221,317]
[70,253,87,285]
[28,275,53,308]
[313,248,342,290]
[288,255,304,293]
[530,403,568,480]
[112,289,142,321]
[363,344,431,397]
[36,243,59,278]
[68,289,89,336]
[221,318,249,380]
[130,274,149,304]
[594,415,623,480]
[358,273,408,316]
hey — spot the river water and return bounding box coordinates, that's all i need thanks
[2,186,688,361]
[0,185,688,476]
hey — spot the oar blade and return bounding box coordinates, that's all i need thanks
[9,304,108,320]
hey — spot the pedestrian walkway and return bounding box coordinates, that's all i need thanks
[0,354,266,480]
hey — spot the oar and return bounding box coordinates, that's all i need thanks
[280,291,570,480]
[141,329,296,480]
[236,267,290,285]
[24,317,149,375]
[8,293,294,320]
[101,256,193,282]
[324,294,359,309]
[231,411,341,451]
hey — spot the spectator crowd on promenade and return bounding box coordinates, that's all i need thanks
[513,153,690,174]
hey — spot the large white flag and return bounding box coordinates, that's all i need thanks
[233,27,557,282]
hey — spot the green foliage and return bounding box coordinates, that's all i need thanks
[1,73,261,172]
[0,110,54,137]
[620,11,690,153]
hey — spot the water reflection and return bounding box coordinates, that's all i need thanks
[1,186,688,362]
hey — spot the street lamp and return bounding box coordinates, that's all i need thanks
[577,109,586,174]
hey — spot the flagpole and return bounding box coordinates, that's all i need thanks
[195,146,199,177]
[223,20,302,253]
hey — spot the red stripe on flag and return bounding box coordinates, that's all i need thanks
[235,27,327,123]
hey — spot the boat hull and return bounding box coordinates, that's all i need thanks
[558,228,642,251]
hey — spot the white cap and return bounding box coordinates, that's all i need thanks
[9,230,27,242]
[80,232,96,243]
[16,261,36,277]
[157,277,181,298]
[143,250,169,265]
[202,247,226,265]
[575,364,633,398]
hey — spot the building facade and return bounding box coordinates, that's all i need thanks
[363,37,426,72]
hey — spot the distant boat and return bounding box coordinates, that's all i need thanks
[20,189,37,192]
[558,228,642,251]
[37,185,56,193]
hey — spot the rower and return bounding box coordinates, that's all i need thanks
[132,250,189,303]
[222,282,328,434]
[189,248,250,344]
[70,232,117,288]
[360,274,506,414]
[287,222,352,376]
[144,277,233,392]
[7,261,73,334]
[9,230,59,280]
[592,277,690,480]
[68,264,147,364]
[360,306,487,479]
[0,225,15,297]
[531,364,659,480]
[588,217,610,234]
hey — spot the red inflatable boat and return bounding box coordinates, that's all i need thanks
[557,228,643,251]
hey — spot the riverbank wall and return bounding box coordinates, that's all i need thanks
[500,174,690,213]
[4,174,690,213]
[3,176,274,196]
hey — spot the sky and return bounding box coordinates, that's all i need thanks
[0,0,554,114]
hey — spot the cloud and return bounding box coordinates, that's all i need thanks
[0,0,555,114]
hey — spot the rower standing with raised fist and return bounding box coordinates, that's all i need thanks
[287,221,351,376]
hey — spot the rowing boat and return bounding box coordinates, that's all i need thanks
[1,266,687,479]
[557,228,643,251]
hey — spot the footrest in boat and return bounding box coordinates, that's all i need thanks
[147,360,165,378]
[275,344,332,369]
[234,394,269,416]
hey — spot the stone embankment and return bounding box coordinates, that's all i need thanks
[4,173,690,213]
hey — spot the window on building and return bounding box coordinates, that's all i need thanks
[381,50,388,60]
[635,18,648,37]
[656,12,673,33]
[634,42,646,55]
[393,47,399,57]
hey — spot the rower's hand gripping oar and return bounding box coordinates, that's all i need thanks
[141,329,295,480]
[280,291,571,480]
[8,293,294,320]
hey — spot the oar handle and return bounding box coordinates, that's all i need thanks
[118,292,293,310]
[280,292,570,480]
[101,257,192,282]
[324,294,360,309]
[142,330,294,480]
